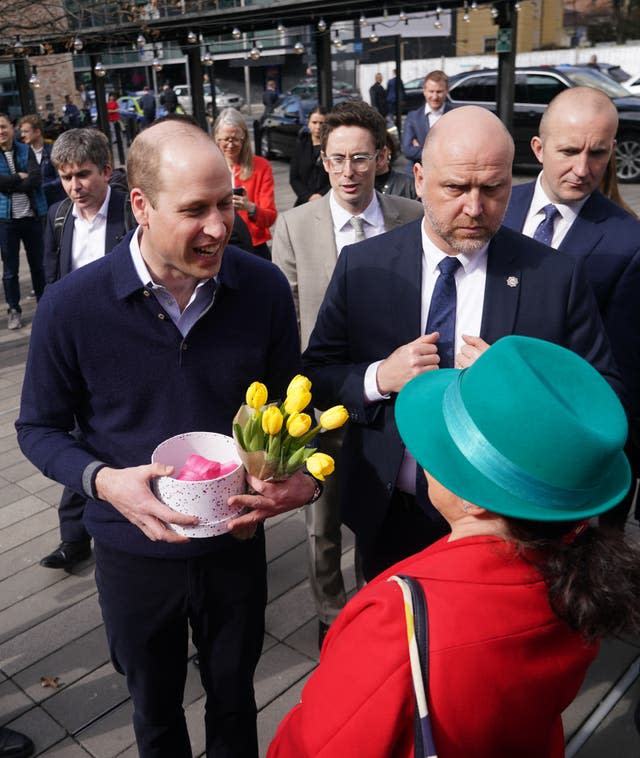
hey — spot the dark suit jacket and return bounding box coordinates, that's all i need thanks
[401,102,456,164]
[43,189,129,284]
[303,220,621,549]
[504,182,640,419]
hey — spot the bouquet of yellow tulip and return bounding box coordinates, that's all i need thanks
[232,375,349,481]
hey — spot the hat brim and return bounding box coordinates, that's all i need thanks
[395,369,631,522]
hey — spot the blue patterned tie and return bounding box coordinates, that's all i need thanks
[532,203,559,247]
[425,256,461,369]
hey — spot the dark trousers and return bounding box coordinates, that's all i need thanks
[0,217,45,311]
[359,489,450,582]
[94,533,267,758]
[58,486,91,543]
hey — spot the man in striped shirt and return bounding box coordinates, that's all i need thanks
[0,112,47,329]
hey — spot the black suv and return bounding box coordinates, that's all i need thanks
[447,65,640,182]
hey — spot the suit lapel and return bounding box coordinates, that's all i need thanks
[60,217,74,277]
[503,182,535,232]
[312,196,339,284]
[558,193,605,258]
[480,229,522,343]
[389,220,423,344]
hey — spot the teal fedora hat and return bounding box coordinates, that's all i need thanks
[395,335,630,521]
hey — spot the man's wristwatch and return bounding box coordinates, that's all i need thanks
[302,470,323,505]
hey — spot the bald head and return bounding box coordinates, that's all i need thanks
[414,106,514,256]
[422,106,514,170]
[532,87,618,203]
[128,118,226,207]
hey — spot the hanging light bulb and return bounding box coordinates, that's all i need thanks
[232,27,242,40]
[471,1,478,10]
[294,41,305,55]
[370,25,379,43]
[13,36,25,56]
[399,9,407,22]
[202,49,213,66]
[136,32,146,47]
[514,1,521,10]
[463,1,470,22]
[73,36,83,52]
[491,5,499,18]
[359,14,367,27]
[94,61,107,78]
[277,21,286,33]
[333,28,342,48]
[249,40,261,60]
[152,57,163,72]
[434,11,443,29]
[317,18,327,32]
[29,66,40,88]
[187,30,197,44]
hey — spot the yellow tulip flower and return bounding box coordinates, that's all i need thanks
[284,388,312,415]
[287,374,312,396]
[246,381,268,409]
[319,405,349,430]
[306,452,335,481]
[286,412,312,438]
[262,406,284,435]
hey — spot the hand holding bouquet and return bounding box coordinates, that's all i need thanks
[232,375,348,481]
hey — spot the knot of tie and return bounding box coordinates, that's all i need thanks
[532,203,559,247]
[349,216,366,242]
[438,256,461,277]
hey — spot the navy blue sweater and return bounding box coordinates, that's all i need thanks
[17,234,301,558]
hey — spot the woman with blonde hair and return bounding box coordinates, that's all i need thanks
[213,107,277,259]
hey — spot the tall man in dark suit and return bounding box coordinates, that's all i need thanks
[401,70,455,168]
[39,128,132,570]
[304,106,622,581]
[503,86,640,525]
[273,100,423,646]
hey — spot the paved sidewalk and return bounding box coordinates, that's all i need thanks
[0,165,638,756]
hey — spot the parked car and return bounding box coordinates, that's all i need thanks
[288,80,361,101]
[446,65,640,182]
[174,83,244,115]
[589,62,631,84]
[624,73,640,96]
[260,94,399,160]
[401,76,427,113]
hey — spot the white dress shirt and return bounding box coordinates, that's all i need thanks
[71,186,111,271]
[424,103,446,128]
[330,190,385,255]
[521,174,588,249]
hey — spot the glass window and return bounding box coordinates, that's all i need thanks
[450,74,496,103]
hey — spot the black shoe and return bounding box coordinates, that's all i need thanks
[0,726,34,757]
[318,621,330,650]
[40,540,92,570]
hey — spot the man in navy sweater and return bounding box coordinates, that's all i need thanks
[16,118,315,758]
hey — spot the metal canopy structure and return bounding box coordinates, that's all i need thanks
[2,0,518,139]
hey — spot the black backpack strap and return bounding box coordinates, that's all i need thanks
[52,197,73,280]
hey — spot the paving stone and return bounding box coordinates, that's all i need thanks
[254,642,316,710]
[264,510,306,562]
[0,506,58,553]
[0,528,68,580]
[0,494,48,529]
[75,699,136,758]
[258,672,311,756]
[267,541,309,603]
[38,737,93,756]
[14,626,111,703]
[0,676,35,725]
[0,481,33,508]
[1,458,41,483]
[3,703,67,756]
[264,579,316,641]
[36,482,65,506]
[14,470,56,495]
[0,593,103,675]
[0,447,28,471]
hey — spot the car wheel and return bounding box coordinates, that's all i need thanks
[260,130,272,158]
[615,133,640,183]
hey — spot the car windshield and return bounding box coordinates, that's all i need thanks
[563,69,631,98]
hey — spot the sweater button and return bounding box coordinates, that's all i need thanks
[157,313,165,320]
[182,343,188,351]
[143,290,150,297]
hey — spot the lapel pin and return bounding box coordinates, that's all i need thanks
[506,276,519,288]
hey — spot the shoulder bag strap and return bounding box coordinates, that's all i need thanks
[389,574,438,758]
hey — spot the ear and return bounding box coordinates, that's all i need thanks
[130,187,150,227]
[413,161,424,199]
[462,501,486,516]
[530,136,544,166]
[377,146,389,170]
[102,165,113,182]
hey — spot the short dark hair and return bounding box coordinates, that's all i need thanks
[18,114,43,133]
[321,100,387,153]
[51,128,111,172]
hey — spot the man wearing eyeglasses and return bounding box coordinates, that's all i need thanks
[272,101,422,648]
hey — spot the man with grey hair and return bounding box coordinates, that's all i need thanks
[304,106,622,580]
[39,127,132,571]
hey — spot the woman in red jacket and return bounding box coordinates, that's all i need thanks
[214,107,276,260]
[269,335,640,758]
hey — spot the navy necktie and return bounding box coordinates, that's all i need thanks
[532,203,559,247]
[425,256,461,369]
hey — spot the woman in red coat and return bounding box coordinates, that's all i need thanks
[214,107,276,260]
[269,336,640,758]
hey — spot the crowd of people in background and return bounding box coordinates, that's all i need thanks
[1,72,640,758]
